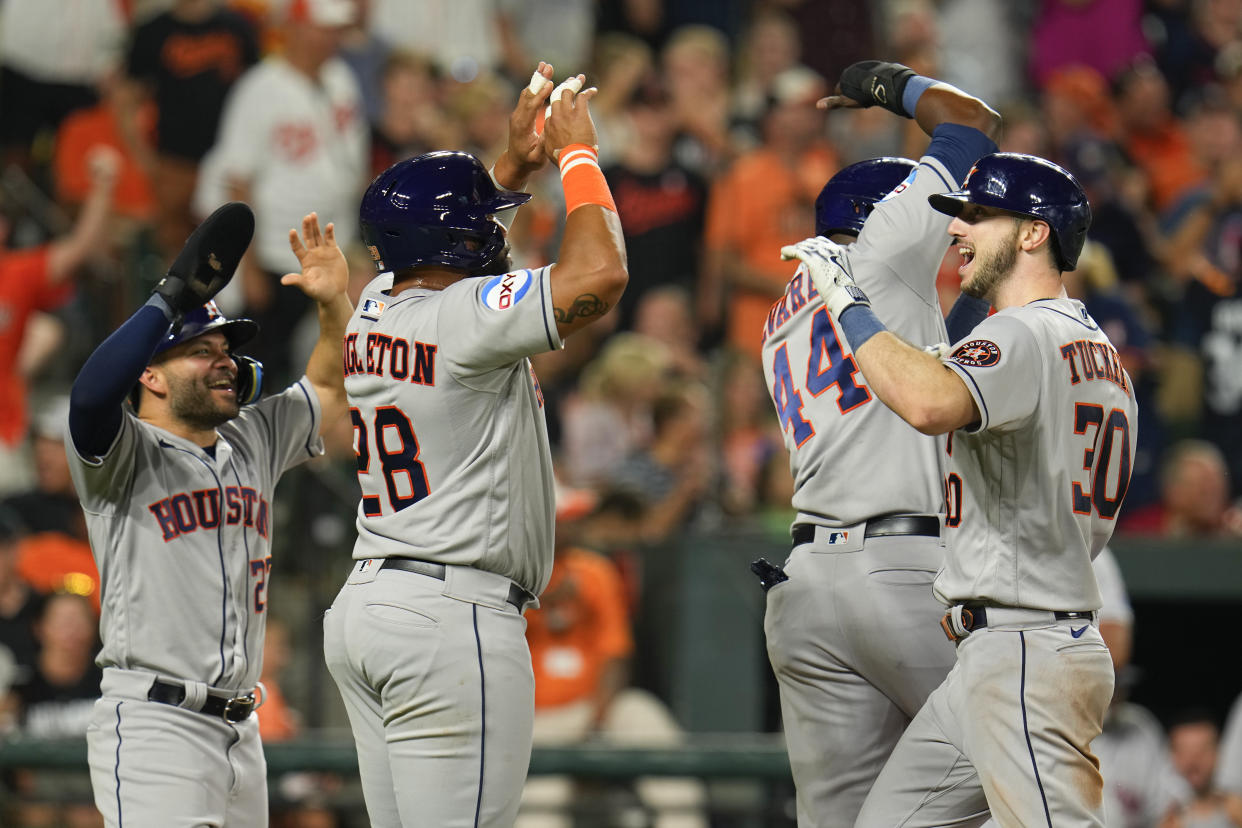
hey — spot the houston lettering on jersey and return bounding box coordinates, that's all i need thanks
[762,266,821,344]
[147,486,270,541]
[343,332,437,385]
[1059,339,1131,396]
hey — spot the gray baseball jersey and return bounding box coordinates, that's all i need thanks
[760,148,975,827]
[326,265,562,828]
[761,155,956,526]
[343,266,561,595]
[67,380,324,691]
[937,298,1138,611]
[857,299,1138,828]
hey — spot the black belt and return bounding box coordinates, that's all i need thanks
[940,605,1095,642]
[963,606,1094,632]
[791,515,941,546]
[379,558,533,611]
[148,679,256,723]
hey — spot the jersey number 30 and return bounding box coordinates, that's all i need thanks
[771,308,871,446]
[1072,403,1132,519]
[350,406,432,516]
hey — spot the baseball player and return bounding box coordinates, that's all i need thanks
[756,60,1000,827]
[65,203,352,827]
[321,62,627,827]
[783,149,1137,827]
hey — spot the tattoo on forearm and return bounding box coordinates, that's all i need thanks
[554,294,610,323]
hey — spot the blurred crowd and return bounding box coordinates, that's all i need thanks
[1,0,1242,823]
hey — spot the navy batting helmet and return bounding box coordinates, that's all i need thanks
[155,301,258,356]
[928,152,1092,271]
[816,157,917,237]
[359,151,532,274]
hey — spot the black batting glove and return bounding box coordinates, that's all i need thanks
[838,61,917,118]
[154,202,255,321]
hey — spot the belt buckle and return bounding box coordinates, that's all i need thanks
[221,694,254,723]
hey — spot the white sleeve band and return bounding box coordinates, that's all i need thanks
[488,163,527,231]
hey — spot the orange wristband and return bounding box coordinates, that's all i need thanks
[558,144,617,214]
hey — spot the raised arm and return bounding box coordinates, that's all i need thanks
[284,213,352,433]
[818,60,1002,143]
[782,237,978,435]
[542,83,629,338]
[47,147,120,284]
[70,203,255,456]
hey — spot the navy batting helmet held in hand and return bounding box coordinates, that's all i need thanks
[928,152,1092,271]
[816,157,917,237]
[359,151,532,275]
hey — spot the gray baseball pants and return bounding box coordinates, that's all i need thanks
[323,560,535,828]
[764,530,955,827]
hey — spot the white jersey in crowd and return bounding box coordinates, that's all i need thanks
[344,266,562,595]
[66,381,324,692]
[195,55,368,277]
[938,298,1139,610]
[761,154,958,526]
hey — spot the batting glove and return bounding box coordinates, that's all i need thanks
[155,202,255,321]
[780,237,870,318]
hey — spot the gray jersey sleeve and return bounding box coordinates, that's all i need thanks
[224,377,325,480]
[944,313,1043,433]
[67,414,140,515]
[438,266,562,380]
[854,156,957,308]
[1219,693,1242,795]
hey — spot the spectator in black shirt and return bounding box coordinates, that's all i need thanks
[119,0,259,257]
[603,75,707,332]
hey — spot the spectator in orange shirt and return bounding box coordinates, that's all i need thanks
[1115,58,1207,212]
[54,69,157,222]
[518,486,706,828]
[0,148,118,495]
[700,66,837,357]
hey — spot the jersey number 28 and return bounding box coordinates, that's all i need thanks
[350,406,432,516]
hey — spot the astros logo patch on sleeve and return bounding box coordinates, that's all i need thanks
[480,270,533,310]
[950,339,1002,367]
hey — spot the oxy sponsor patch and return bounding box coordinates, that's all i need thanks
[481,270,533,310]
[950,339,1002,367]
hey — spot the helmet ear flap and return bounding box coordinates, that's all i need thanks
[234,355,263,406]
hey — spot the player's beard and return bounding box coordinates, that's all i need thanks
[167,370,240,430]
[961,222,1020,301]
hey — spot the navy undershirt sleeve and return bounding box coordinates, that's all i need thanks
[925,123,998,186]
[945,293,992,343]
[69,296,174,456]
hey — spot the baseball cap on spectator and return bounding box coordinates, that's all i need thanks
[284,0,356,26]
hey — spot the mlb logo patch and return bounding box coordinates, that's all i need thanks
[357,559,376,573]
[826,531,849,545]
[360,298,386,319]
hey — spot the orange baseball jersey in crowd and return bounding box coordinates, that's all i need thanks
[526,547,633,709]
[705,145,838,358]
[0,246,72,446]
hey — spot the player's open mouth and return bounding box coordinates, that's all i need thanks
[957,244,974,274]
[208,379,235,393]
